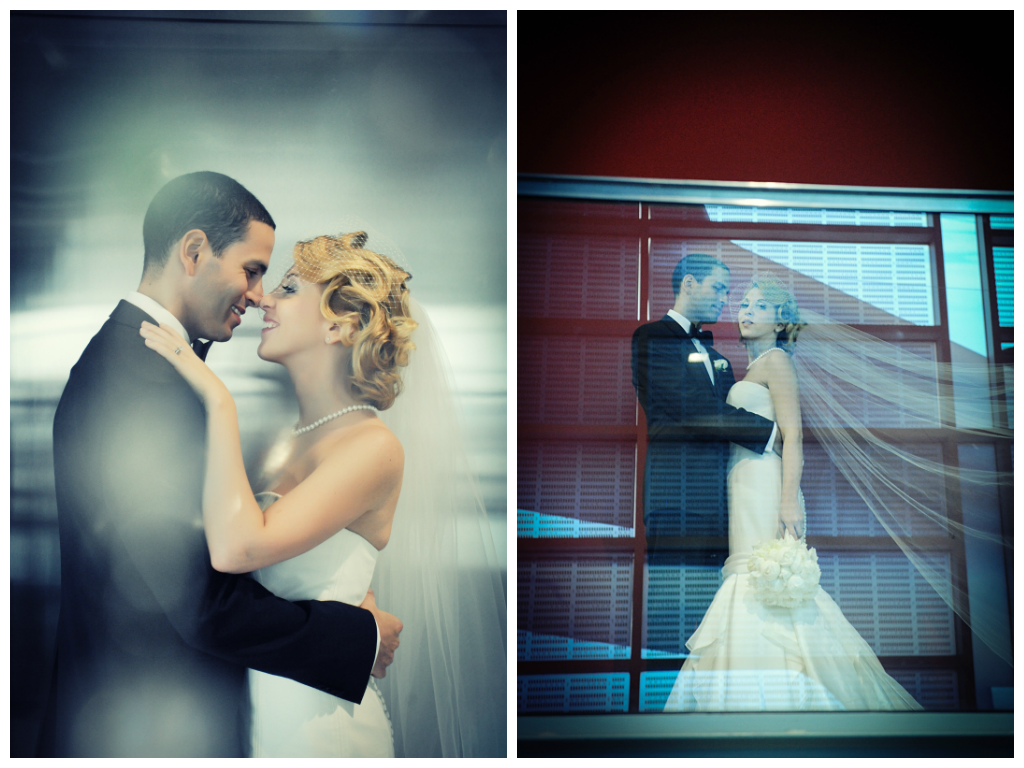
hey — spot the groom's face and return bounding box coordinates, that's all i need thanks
[692,266,731,324]
[185,221,275,342]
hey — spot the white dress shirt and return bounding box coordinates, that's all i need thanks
[125,291,192,344]
[122,293,383,663]
[666,309,778,454]
[667,309,715,384]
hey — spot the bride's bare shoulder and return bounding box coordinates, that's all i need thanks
[761,348,799,395]
[324,418,404,481]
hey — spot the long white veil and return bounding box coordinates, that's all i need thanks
[791,308,1013,666]
[372,297,507,756]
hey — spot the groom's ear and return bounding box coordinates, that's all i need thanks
[178,229,210,276]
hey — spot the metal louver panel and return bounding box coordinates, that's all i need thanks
[518,441,636,537]
[643,551,726,658]
[888,669,960,710]
[817,551,955,656]
[518,336,635,425]
[518,673,630,713]
[992,246,1013,327]
[518,233,640,320]
[518,555,633,661]
[645,444,729,536]
[802,443,948,537]
[648,239,934,325]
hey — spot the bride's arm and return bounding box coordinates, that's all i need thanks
[762,351,804,538]
[201,398,402,573]
[140,321,403,573]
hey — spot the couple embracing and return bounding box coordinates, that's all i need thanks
[38,172,505,756]
[633,254,921,711]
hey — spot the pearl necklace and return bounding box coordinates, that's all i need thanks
[749,346,783,367]
[294,404,376,435]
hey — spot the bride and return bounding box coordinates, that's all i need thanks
[140,231,506,755]
[665,275,922,711]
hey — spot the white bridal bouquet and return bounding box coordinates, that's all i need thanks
[748,534,821,607]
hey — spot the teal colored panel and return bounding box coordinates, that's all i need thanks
[705,206,929,227]
[517,509,634,538]
[992,247,1013,327]
[990,215,1014,230]
[940,214,988,358]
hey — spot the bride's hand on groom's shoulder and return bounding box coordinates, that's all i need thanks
[139,321,232,410]
[360,588,403,679]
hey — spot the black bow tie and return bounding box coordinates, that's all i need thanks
[687,326,714,345]
[192,339,213,362]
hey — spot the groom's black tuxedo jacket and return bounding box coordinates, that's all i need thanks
[37,301,378,757]
[632,316,775,539]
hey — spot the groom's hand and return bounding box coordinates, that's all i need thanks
[361,588,403,679]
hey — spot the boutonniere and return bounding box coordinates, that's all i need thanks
[713,359,729,372]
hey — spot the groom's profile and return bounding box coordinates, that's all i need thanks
[632,254,777,540]
[37,171,400,757]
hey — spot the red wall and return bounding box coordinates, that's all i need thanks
[519,12,1012,191]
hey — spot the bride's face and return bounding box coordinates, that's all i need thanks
[738,287,782,342]
[257,268,329,362]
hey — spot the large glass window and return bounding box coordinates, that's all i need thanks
[518,179,1013,718]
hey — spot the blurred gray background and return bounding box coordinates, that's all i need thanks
[10,10,507,755]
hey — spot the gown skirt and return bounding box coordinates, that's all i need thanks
[664,382,922,712]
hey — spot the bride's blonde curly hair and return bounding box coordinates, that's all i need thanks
[744,273,806,353]
[293,231,417,410]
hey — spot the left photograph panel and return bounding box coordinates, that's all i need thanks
[11,10,507,758]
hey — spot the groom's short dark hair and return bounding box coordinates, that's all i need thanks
[142,172,276,274]
[672,253,728,297]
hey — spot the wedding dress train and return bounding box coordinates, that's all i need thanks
[664,381,922,712]
[248,492,394,756]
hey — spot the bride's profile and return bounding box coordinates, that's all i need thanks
[665,274,1011,711]
[140,230,506,756]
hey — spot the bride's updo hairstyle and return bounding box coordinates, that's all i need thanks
[292,231,417,410]
[745,274,806,353]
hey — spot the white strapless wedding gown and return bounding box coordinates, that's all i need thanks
[664,381,922,711]
[248,492,395,757]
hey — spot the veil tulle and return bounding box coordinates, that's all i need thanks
[790,308,1013,666]
[372,297,507,756]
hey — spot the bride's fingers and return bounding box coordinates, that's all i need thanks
[140,323,194,364]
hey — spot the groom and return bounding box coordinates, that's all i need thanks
[632,254,777,540]
[37,172,401,757]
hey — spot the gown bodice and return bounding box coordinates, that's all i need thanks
[723,380,792,574]
[726,378,776,421]
[251,492,379,605]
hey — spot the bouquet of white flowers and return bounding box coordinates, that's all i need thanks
[748,533,821,607]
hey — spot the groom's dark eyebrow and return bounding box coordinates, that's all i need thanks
[246,260,269,276]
